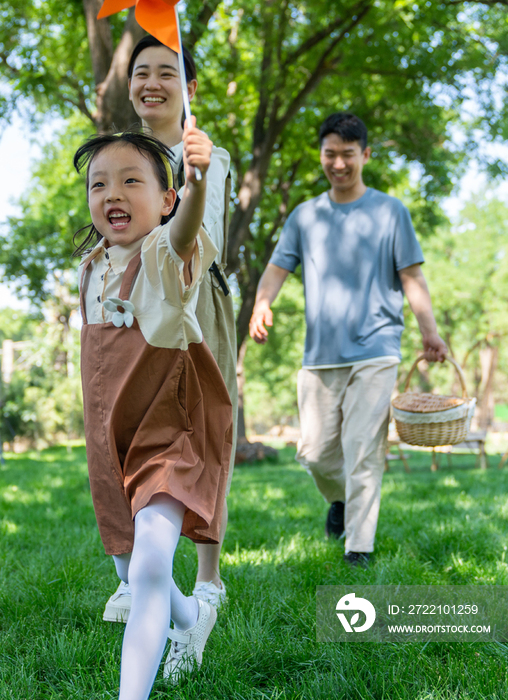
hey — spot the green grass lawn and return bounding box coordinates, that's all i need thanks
[1,444,508,699]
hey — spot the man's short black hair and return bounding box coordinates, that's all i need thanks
[319,113,368,151]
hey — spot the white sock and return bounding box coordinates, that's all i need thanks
[118,494,198,700]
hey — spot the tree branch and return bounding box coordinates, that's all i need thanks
[253,2,277,149]
[185,0,224,50]
[276,0,290,66]
[60,84,95,124]
[282,9,355,69]
[0,51,95,124]
[82,0,114,86]
[276,2,373,134]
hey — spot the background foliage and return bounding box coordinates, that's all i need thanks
[1,0,508,441]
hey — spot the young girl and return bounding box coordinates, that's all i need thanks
[103,35,236,624]
[74,124,232,700]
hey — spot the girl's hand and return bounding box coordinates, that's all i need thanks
[183,116,212,185]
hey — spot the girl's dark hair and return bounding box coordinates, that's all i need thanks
[72,130,175,257]
[319,112,368,151]
[127,34,197,83]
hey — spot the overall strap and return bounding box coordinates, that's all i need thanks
[79,257,95,325]
[222,170,232,266]
[119,251,142,300]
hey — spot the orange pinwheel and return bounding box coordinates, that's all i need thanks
[98,0,181,53]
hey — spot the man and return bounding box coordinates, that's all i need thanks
[249,112,447,566]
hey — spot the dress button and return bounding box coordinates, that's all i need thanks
[105,252,109,259]
[101,274,104,280]
[97,296,101,302]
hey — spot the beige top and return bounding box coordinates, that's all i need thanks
[171,142,230,264]
[79,220,218,350]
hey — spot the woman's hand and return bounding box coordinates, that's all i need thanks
[182,116,212,185]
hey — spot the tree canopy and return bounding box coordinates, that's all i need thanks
[2,0,508,438]
[1,0,508,340]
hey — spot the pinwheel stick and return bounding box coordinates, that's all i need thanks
[174,7,202,181]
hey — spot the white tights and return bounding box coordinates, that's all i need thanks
[114,494,199,700]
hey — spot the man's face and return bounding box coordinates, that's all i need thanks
[320,134,370,193]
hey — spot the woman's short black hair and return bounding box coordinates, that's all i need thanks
[127,34,197,83]
[72,130,175,257]
[319,112,368,151]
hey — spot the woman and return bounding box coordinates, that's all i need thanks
[102,34,238,622]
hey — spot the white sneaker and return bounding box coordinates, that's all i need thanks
[103,581,131,622]
[192,580,227,608]
[163,598,217,683]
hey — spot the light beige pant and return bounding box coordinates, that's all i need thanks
[196,269,238,495]
[296,361,398,553]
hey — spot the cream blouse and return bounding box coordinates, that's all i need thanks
[170,142,230,264]
[79,220,218,350]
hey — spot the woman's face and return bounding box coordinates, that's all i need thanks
[128,46,197,128]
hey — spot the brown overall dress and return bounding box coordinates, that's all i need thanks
[80,251,233,556]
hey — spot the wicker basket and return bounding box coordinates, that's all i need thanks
[391,356,476,447]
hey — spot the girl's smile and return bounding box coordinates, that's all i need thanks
[106,206,131,230]
[88,143,175,247]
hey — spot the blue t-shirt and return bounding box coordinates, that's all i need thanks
[269,188,424,367]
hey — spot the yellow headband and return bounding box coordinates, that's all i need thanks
[162,154,174,190]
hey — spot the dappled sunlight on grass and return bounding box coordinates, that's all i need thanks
[1,483,53,505]
[0,519,18,534]
[223,532,326,568]
[1,444,508,698]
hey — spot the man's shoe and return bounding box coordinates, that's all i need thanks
[192,580,227,609]
[103,581,131,622]
[325,501,345,539]
[163,598,217,684]
[343,551,370,567]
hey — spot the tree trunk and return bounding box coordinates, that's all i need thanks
[82,0,114,85]
[93,9,146,132]
[477,344,498,429]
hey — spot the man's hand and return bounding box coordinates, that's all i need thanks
[248,264,290,344]
[399,264,448,364]
[422,332,448,363]
[249,302,273,344]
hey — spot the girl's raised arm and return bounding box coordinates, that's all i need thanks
[170,117,212,264]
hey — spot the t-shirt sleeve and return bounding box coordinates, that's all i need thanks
[393,204,425,271]
[141,220,218,303]
[268,210,302,272]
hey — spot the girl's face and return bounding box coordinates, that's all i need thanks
[88,143,175,248]
[128,46,197,127]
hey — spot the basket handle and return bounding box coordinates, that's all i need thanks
[403,355,469,398]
